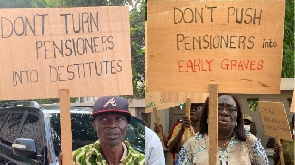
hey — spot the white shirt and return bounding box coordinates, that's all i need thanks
[145,126,166,165]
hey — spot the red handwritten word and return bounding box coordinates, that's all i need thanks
[178,59,213,72]
[177,58,264,72]
[221,59,264,70]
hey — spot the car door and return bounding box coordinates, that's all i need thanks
[0,107,46,165]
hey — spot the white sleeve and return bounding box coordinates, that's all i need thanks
[145,127,166,165]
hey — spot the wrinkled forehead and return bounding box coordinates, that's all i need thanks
[218,95,236,107]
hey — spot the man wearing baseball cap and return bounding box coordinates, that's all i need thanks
[72,96,145,165]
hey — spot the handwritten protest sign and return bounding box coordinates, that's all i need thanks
[258,101,292,141]
[161,91,208,104]
[0,7,132,100]
[146,91,178,113]
[147,0,285,94]
[145,21,178,112]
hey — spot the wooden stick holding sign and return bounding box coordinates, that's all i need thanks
[153,107,166,149]
[275,134,285,165]
[59,89,73,164]
[208,84,218,165]
[184,98,191,141]
[290,90,295,112]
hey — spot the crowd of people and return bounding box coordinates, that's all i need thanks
[154,93,294,165]
[58,95,293,165]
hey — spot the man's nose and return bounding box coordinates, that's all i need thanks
[106,119,119,127]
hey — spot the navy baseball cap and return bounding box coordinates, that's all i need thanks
[91,96,131,122]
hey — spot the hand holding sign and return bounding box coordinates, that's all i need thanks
[184,98,191,141]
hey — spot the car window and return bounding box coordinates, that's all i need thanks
[125,116,145,154]
[50,113,97,156]
[19,113,45,154]
[0,112,24,146]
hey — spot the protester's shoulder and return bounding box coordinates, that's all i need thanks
[174,122,182,130]
[73,141,99,156]
[145,126,157,138]
[245,132,258,144]
[145,126,161,144]
[124,140,145,157]
[121,140,145,165]
[183,133,203,147]
[173,121,181,128]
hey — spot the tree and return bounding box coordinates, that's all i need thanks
[282,0,294,78]
[129,2,145,98]
[0,0,58,8]
[60,0,126,6]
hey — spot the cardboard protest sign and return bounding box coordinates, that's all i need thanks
[161,91,208,104]
[145,22,179,113]
[147,0,285,94]
[146,91,178,113]
[0,7,132,100]
[258,101,292,141]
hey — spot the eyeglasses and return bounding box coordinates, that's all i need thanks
[218,103,237,114]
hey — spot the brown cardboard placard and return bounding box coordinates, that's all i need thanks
[161,91,208,104]
[145,21,179,113]
[258,101,292,141]
[0,6,132,100]
[147,0,285,94]
[145,91,179,113]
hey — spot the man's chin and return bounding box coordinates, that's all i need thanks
[102,138,122,146]
[106,140,121,146]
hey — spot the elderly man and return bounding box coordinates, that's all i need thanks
[71,96,145,165]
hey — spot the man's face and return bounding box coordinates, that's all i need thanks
[93,112,128,146]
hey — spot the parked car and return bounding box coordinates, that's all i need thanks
[0,101,145,165]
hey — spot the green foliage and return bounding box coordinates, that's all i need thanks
[0,0,59,8]
[60,0,127,7]
[130,3,145,98]
[282,0,294,78]
[247,98,259,111]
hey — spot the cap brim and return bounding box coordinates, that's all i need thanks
[91,109,131,117]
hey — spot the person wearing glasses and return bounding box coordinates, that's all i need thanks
[175,94,269,165]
